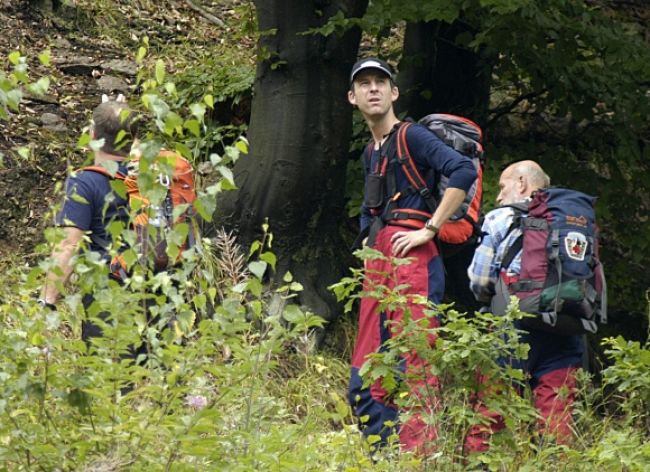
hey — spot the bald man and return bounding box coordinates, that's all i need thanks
[466,160,583,451]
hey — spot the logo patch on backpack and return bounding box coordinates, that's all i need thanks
[565,231,588,261]
[566,215,588,228]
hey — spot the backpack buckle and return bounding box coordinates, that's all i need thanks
[159,174,171,187]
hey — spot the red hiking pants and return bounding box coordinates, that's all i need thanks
[465,366,578,452]
[349,225,445,451]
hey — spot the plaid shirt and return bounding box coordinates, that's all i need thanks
[467,205,525,303]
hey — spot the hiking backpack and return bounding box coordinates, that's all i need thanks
[492,188,607,335]
[361,114,484,253]
[85,150,200,278]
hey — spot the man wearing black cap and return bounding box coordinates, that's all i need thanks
[347,57,477,451]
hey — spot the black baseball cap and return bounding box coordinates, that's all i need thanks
[349,57,393,84]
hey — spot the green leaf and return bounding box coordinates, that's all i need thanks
[31,333,46,346]
[136,46,147,63]
[38,50,51,66]
[77,133,91,149]
[6,89,22,111]
[289,282,303,292]
[235,138,249,154]
[70,192,89,205]
[190,103,206,121]
[101,160,119,176]
[193,196,214,222]
[164,81,177,96]
[247,278,263,298]
[89,138,105,152]
[259,251,276,270]
[155,59,166,84]
[248,260,267,280]
[8,51,21,65]
[249,240,261,256]
[16,146,30,160]
[184,119,200,137]
[204,94,214,108]
[216,165,235,187]
[282,304,304,323]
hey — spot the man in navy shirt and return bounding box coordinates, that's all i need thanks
[346,58,477,451]
[39,96,138,341]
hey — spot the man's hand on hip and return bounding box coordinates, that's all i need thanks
[390,228,435,258]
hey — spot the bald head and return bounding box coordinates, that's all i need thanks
[497,160,550,205]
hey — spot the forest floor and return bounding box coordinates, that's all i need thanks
[0,0,248,264]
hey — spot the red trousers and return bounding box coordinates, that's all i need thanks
[465,367,578,452]
[349,225,444,452]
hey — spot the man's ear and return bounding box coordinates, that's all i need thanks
[347,89,357,106]
[391,84,399,102]
[518,175,529,195]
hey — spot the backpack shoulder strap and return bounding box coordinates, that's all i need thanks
[362,141,374,169]
[498,204,527,270]
[500,235,523,271]
[394,122,437,212]
[82,165,127,180]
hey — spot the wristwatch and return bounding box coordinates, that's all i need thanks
[424,219,440,235]
[37,299,56,311]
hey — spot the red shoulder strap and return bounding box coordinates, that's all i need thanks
[82,165,126,180]
[395,122,436,212]
[364,142,373,166]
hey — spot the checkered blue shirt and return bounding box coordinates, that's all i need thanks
[467,205,525,303]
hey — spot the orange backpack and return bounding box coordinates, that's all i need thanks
[85,150,200,278]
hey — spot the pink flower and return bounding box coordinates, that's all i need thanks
[186,395,208,410]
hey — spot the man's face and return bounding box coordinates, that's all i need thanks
[347,70,398,117]
[496,168,522,205]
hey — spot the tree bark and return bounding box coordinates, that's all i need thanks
[396,20,491,123]
[214,0,368,323]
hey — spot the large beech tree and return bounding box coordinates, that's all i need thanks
[215,0,368,322]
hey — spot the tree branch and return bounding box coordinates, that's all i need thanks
[485,89,548,130]
[184,0,226,28]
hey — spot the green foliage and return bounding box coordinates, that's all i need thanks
[0,52,369,469]
[0,252,353,469]
[133,37,254,167]
[0,51,51,166]
[332,249,650,469]
[0,79,354,467]
[601,334,650,433]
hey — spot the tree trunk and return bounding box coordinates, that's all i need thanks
[214,0,367,323]
[396,20,491,313]
[396,20,491,123]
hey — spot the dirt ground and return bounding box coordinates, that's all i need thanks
[0,0,242,264]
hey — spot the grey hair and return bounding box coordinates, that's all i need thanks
[515,160,550,189]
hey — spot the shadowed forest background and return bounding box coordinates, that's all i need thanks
[0,0,649,470]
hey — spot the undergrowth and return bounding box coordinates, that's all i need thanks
[1,12,649,470]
